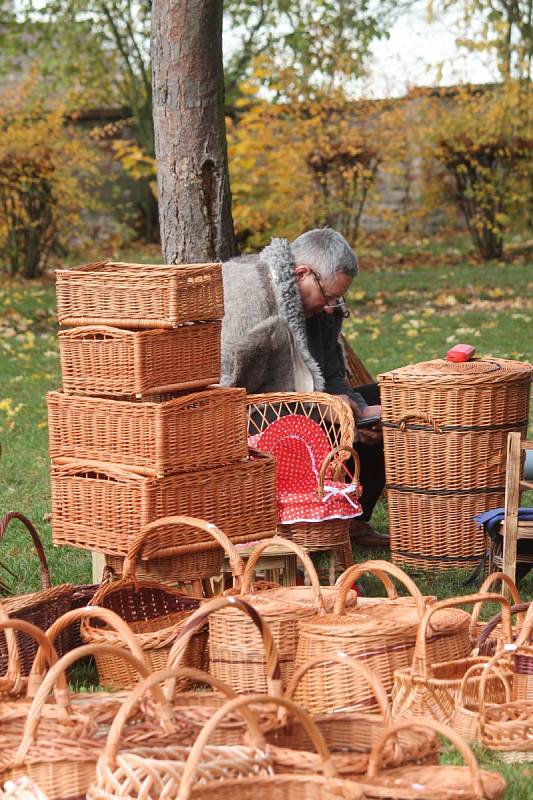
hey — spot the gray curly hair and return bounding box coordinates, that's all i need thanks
[290,228,358,282]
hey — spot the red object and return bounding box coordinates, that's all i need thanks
[446,344,476,362]
[252,415,362,524]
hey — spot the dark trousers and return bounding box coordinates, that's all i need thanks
[353,383,385,521]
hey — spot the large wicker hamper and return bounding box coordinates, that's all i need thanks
[378,357,532,570]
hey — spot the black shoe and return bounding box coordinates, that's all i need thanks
[350,520,390,548]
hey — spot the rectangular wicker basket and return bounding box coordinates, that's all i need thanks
[56,260,224,328]
[50,450,277,556]
[58,322,221,397]
[47,387,248,477]
[379,357,532,570]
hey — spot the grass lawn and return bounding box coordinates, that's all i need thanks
[0,237,532,796]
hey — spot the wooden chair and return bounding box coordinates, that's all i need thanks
[491,432,533,587]
[341,334,374,388]
[247,392,357,581]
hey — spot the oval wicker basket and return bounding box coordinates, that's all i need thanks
[378,357,532,570]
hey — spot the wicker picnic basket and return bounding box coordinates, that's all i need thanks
[469,572,523,649]
[478,647,533,763]
[510,602,533,701]
[262,654,440,778]
[0,513,73,678]
[360,718,507,799]
[378,357,532,570]
[47,386,247,477]
[209,538,330,693]
[58,322,221,398]
[50,449,277,556]
[176,694,366,800]
[79,526,211,690]
[87,665,274,800]
[56,260,224,328]
[392,592,513,723]
[0,639,167,800]
[294,561,471,715]
[104,515,245,590]
[474,602,530,657]
[450,661,513,743]
[0,616,61,700]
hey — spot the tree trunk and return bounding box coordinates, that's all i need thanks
[151,0,237,263]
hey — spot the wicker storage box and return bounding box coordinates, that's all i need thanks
[51,450,277,556]
[58,322,221,397]
[379,357,532,570]
[47,387,247,477]
[56,260,223,328]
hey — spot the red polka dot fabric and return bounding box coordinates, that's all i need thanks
[253,415,362,524]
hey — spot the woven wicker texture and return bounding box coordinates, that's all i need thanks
[47,387,247,477]
[392,592,512,723]
[379,357,532,570]
[105,514,245,587]
[56,260,224,328]
[475,602,530,657]
[0,615,61,699]
[80,526,212,690]
[177,694,365,800]
[262,654,439,778]
[0,513,73,679]
[469,573,523,650]
[58,323,221,397]
[50,450,277,556]
[450,661,512,743]
[360,718,507,799]
[0,777,49,799]
[210,538,330,693]
[0,637,171,800]
[479,646,533,762]
[295,561,471,715]
[511,602,533,702]
[87,665,272,800]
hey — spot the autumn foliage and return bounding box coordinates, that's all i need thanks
[0,79,102,278]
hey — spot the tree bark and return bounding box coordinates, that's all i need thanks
[151,0,237,263]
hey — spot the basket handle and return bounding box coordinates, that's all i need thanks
[0,512,51,591]
[0,615,62,698]
[334,566,398,598]
[469,572,522,639]
[177,693,338,800]
[58,324,135,338]
[14,642,170,766]
[123,515,245,586]
[515,599,533,646]
[285,652,392,724]
[28,606,150,695]
[477,646,532,728]
[49,459,146,482]
[239,535,326,614]
[102,665,265,766]
[317,445,360,498]
[398,412,442,433]
[475,602,531,654]
[166,595,282,697]
[365,718,484,798]
[333,560,426,617]
[457,661,511,707]
[411,592,513,679]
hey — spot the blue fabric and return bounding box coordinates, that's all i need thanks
[474,507,533,539]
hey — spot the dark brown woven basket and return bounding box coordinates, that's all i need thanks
[0,512,73,677]
[379,357,532,570]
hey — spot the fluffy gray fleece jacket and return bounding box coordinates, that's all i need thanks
[220,238,325,393]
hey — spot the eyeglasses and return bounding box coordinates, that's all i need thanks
[310,270,347,311]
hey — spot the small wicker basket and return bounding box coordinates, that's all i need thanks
[47,386,247,477]
[56,260,224,328]
[379,357,532,570]
[58,322,221,397]
[50,450,277,556]
[469,572,523,650]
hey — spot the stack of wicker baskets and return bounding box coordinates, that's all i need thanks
[48,260,277,578]
[378,356,532,570]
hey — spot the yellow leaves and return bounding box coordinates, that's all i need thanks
[351,290,366,301]
[405,328,418,338]
[434,292,459,307]
[0,398,25,430]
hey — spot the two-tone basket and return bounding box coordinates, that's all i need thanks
[58,322,222,397]
[378,357,532,570]
[50,449,277,556]
[47,387,247,477]
[55,260,224,328]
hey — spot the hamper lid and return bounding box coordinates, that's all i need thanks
[378,357,532,387]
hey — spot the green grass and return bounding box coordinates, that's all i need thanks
[0,246,532,795]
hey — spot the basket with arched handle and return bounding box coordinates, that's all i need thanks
[0,513,73,677]
[360,717,507,799]
[392,592,513,722]
[469,572,523,650]
[262,653,439,777]
[295,561,470,714]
